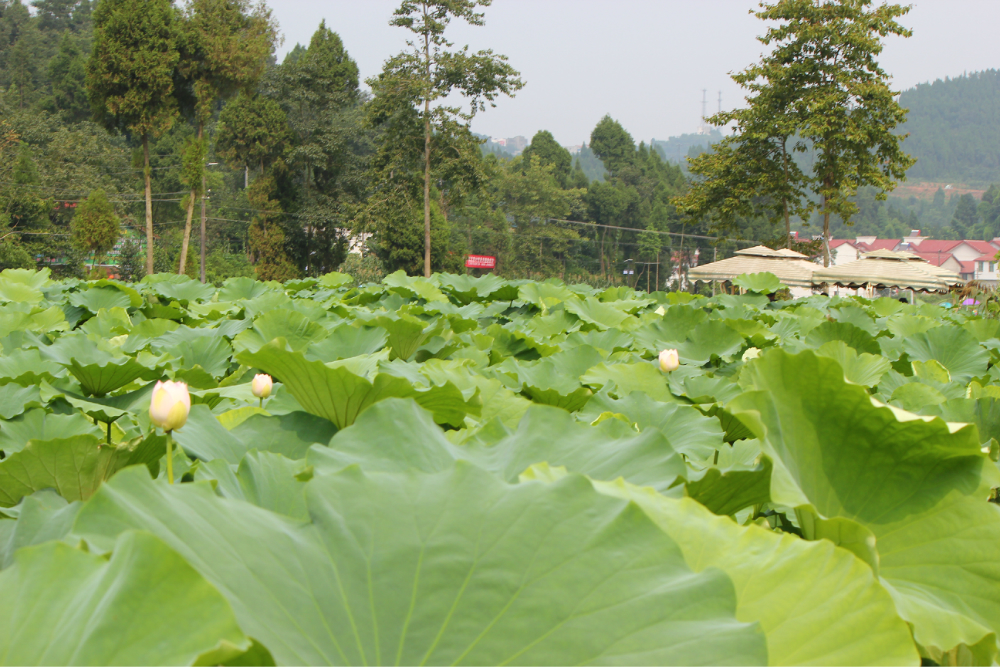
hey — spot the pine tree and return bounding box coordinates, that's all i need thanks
[87,0,180,275]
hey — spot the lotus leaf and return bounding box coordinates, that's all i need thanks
[74,464,768,666]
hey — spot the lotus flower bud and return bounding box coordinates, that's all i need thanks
[149,380,190,431]
[659,349,680,372]
[742,347,761,362]
[252,373,273,399]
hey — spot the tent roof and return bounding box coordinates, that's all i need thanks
[689,254,816,288]
[734,245,783,257]
[774,248,809,258]
[812,251,955,292]
[895,251,964,285]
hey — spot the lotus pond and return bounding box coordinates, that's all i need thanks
[1,267,1000,665]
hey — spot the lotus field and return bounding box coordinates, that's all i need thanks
[3,266,1000,665]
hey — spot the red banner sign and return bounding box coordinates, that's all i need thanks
[465,254,496,269]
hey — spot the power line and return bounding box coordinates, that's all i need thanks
[545,218,757,245]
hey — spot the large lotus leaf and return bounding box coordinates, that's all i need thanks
[730,349,1000,662]
[0,433,165,507]
[733,272,783,295]
[480,404,685,490]
[196,450,311,520]
[0,305,68,338]
[149,277,216,304]
[374,312,438,361]
[1,267,50,290]
[812,340,892,387]
[563,295,631,330]
[0,489,80,568]
[168,335,233,378]
[172,404,250,464]
[315,399,686,494]
[218,276,274,302]
[305,324,388,362]
[581,361,676,403]
[804,320,881,355]
[579,475,920,666]
[516,358,593,412]
[0,409,102,455]
[579,389,725,459]
[889,382,948,412]
[79,306,133,338]
[233,308,329,353]
[238,340,479,428]
[73,464,768,666]
[68,286,132,313]
[831,305,879,336]
[87,279,144,307]
[437,273,507,303]
[902,325,990,383]
[964,319,1000,343]
[564,327,633,354]
[631,305,709,353]
[0,276,44,303]
[45,334,160,397]
[316,271,354,289]
[0,383,42,419]
[229,412,338,460]
[886,314,940,338]
[922,397,1000,445]
[683,440,773,517]
[381,270,448,302]
[674,319,747,365]
[517,280,576,309]
[0,531,252,665]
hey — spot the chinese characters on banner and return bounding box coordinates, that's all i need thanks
[465,255,496,269]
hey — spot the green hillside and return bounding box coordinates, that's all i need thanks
[899,69,1000,186]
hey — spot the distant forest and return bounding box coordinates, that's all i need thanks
[899,69,1000,187]
[1,0,999,287]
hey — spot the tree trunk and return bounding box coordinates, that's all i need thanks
[421,12,433,279]
[599,227,607,278]
[822,191,831,267]
[781,139,791,248]
[142,134,154,275]
[179,123,202,275]
[200,171,207,283]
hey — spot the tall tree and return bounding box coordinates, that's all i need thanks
[71,188,120,273]
[175,0,277,277]
[751,0,914,266]
[376,0,523,277]
[216,91,294,277]
[44,32,90,122]
[673,78,814,248]
[269,20,364,276]
[87,0,180,275]
[521,130,572,188]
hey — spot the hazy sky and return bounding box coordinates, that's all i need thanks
[265,1,1000,146]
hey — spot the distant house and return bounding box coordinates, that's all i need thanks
[829,239,861,266]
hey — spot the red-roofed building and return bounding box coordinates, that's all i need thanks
[858,238,900,252]
[829,239,862,266]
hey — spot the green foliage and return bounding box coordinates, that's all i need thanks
[2,270,1000,662]
[368,0,523,277]
[900,70,1000,186]
[215,91,289,174]
[70,188,120,264]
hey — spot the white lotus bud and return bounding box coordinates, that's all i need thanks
[742,347,761,362]
[251,373,273,399]
[659,349,680,372]
[149,380,190,431]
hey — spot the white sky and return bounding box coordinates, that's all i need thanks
[265,0,1000,146]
